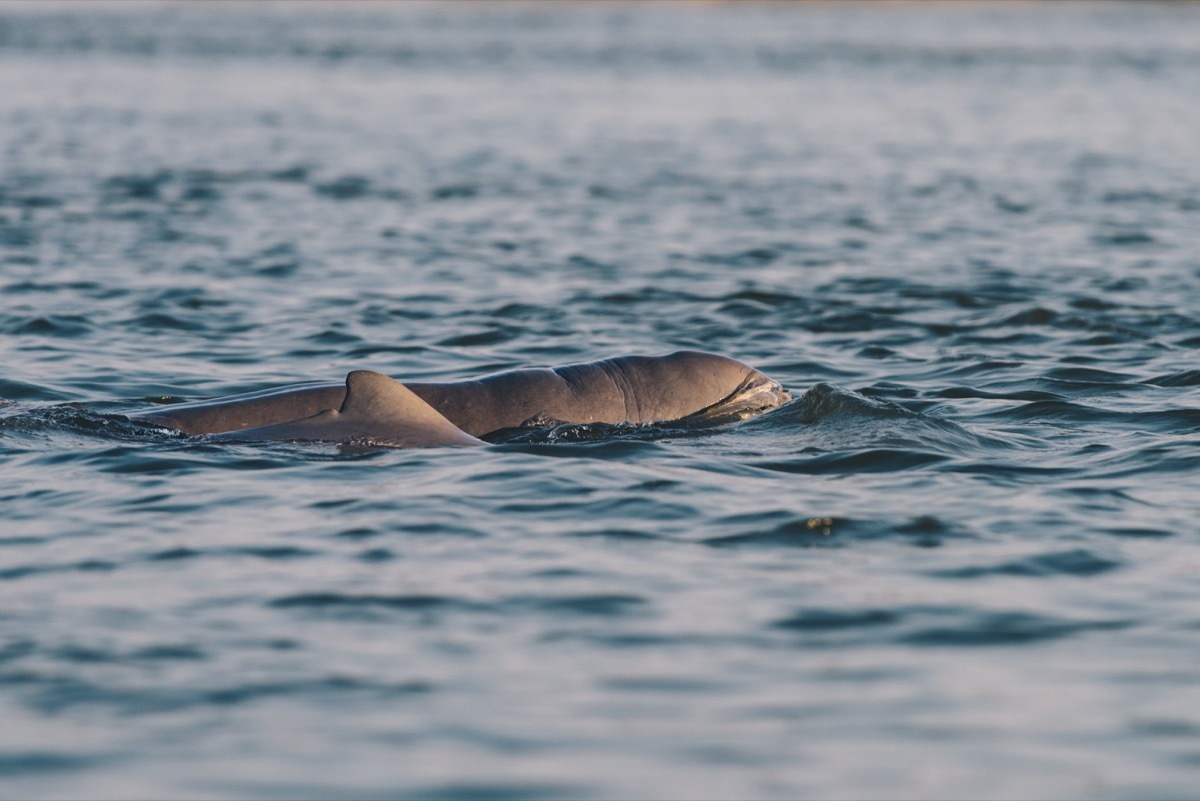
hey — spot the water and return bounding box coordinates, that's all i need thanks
[2,1,1200,797]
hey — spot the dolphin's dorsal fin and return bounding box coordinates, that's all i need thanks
[208,371,483,448]
[340,370,412,418]
[337,371,483,446]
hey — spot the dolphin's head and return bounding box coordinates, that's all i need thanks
[609,351,790,424]
[682,361,792,422]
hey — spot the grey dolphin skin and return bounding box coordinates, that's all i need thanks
[131,351,790,447]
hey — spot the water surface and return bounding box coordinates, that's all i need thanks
[2,2,1200,798]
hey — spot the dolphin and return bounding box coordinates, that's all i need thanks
[130,351,790,446]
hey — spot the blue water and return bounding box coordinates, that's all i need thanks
[2,2,1200,798]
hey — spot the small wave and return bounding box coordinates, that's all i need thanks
[6,315,93,338]
[755,382,1005,457]
[0,559,116,583]
[705,515,977,549]
[770,606,1130,648]
[982,400,1200,434]
[0,406,167,441]
[501,594,647,617]
[488,425,677,452]
[1145,370,1200,388]
[929,548,1122,579]
[754,449,949,475]
[0,380,70,404]
[144,545,318,563]
[1044,366,1139,385]
[395,781,584,801]
[313,175,373,200]
[773,609,900,632]
[0,752,99,776]
[270,592,466,610]
[268,593,478,624]
[898,611,1129,647]
[1093,228,1157,247]
[9,671,430,716]
[268,591,649,621]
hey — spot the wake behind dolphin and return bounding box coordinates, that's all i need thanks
[129,351,791,448]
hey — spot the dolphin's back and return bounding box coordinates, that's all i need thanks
[131,382,345,436]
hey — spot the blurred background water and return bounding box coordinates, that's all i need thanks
[2,1,1200,798]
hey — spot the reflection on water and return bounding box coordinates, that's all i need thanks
[3,2,1200,799]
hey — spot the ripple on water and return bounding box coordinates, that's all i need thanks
[771,606,1132,649]
[704,514,977,549]
[928,548,1123,579]
[0,753,99,777]
[268,592,481,617]
[896,611,1131,648]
